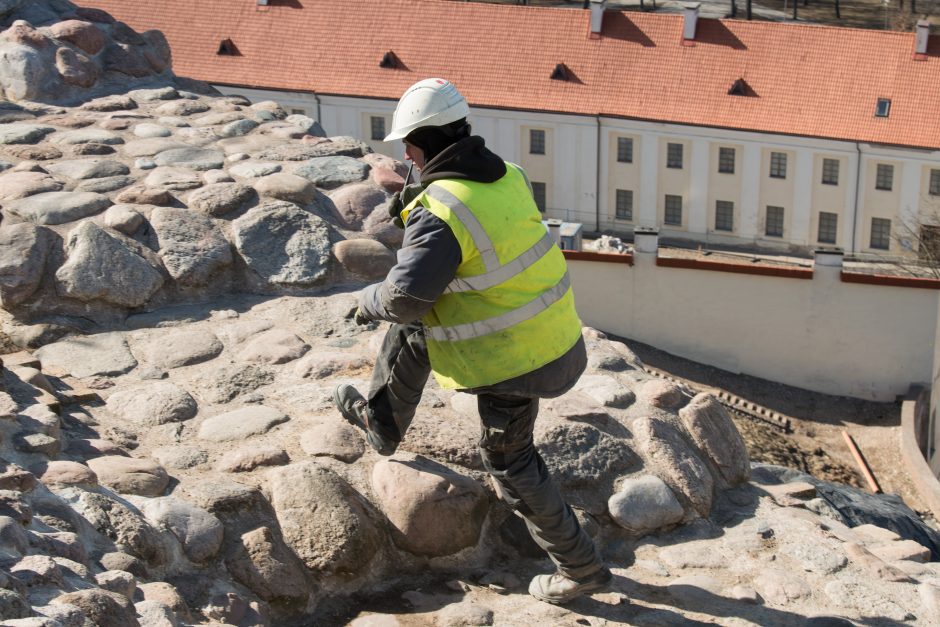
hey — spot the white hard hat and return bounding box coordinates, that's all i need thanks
[384,78,470,142]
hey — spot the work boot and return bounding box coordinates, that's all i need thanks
[332,384,398,456]
[528,567,612,604]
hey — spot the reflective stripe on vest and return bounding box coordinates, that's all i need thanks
[424,185,500,272]
[428,272,571,342]
[444,231,555,294]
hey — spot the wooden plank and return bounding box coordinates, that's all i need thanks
[842,430,882,494]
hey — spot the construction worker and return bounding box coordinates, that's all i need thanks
[333,78,610,604]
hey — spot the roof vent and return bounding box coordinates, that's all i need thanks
[257,0,269,5]
[683,2,701,41]
[728,78,749,96]
[875,98,891,118]
[217,39,237,56]
[379,51,399,69]
[550,63,571,81]
[589,0,607,35]
[915,20,930,55]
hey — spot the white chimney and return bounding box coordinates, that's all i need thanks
[916,20,930,55]
[590,0,607,35]
[683,3,701,41]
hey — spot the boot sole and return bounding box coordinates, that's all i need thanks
[529,575,612,605]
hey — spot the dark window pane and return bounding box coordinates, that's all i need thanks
[875,164,894,191]
[870,217,891,250]
[667,143,683,169]
[766,206,784,237]
[531,181,546,212]
[818,212,838,244]
[718,147,735,174]
[930,169,940,196]
[370,116,385,141]
[715,200,734,232]
[617,137,633,163]
[770,152,787,179]
[822,158,839,185]
[615,189,633,220]
[530,129,546,155]
[664,194,682,225]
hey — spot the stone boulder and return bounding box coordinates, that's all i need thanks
[185,182,254,216]
[372,455,488,557]
[105,381,198,426]
[0,222,51,306]
[150,207,233,287]
[293,156,370,190]
[139,497,223,563]
[253,172,316,205]
[236,328,308,365]
[608,474,685,535]
[633,416,713,517]
[197,405,289,442]
[267,462,382,574]
[135,327,224,370]
[55,221,163,307]
[332,239,397,278]
[86,455,169,497]
[52,589,140,627]
[34,332,137,378]
[678,393,750,486]
[49,20,107,55]
[6,190,110,225]
[327,182,387,230]
[231,201,332,288]
[0,170,62,201]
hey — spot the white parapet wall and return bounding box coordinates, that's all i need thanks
[565,245,940,402]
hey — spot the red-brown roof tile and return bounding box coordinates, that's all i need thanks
[77,0,940,149]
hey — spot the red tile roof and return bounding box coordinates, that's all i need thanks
[78,0,940,149]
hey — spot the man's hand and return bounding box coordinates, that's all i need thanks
[353,307,371,326]
[387,183,423,229]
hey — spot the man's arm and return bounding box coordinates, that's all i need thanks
[357,205,461,323]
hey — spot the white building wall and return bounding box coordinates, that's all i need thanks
[214,84,940,254]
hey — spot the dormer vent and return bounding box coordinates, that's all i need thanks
[728,78,748,96]
[589,0,607,35]
[379,51,399,69]
[550,63,571,81]
[916,20,930,55]
[217,39,237,55]
[683,2,700,41]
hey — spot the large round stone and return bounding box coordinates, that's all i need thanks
[333,239,396,278]
[106,381,198,426]
[86,456,169,497]
[608,475,685,534]
[293,156,370,189]
[7,191,110,225]
[153,147,225,171]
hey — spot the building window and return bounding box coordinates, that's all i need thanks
[664,195,682,226]
[667,143,683,169]
[770,152,787,179]
[930,169,940,196]
[718,147,735,174]
[870,217,891,250]
[616,137,633,163]
[766,206,784,237]
[715,200,734,232]
[875,164,894,191]
[531,181,546,212]
[291,108,306,116]
[822,158,839,185]
[615,189,633,220]
[529,129,546,155]
[370,116,385,141]
[875,98,891,118]
[818,212,838,244]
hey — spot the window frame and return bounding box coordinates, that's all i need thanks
[718,147,736,174]
[664,194,683,226]
[870,217,892,250]
[930,169,940,196]
[529,129,546,155]
[817,211,838,244]
[666,142,683,169]
[715,200,734,232]
[769,152,787,179]
[615,189,633,221]
[822,158,840,186]
[875,163,894,191]
[616,137,633,164]
[765,205,785,238]
[531,181,547,212]
[369,115,386,142]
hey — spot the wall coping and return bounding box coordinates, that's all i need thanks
[656,256,814,279]
[841,271,940,290]
[562,250,634,265]
[900,386,940,520]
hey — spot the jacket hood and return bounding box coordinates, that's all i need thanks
[419,135,506,185]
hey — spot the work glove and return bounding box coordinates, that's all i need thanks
[353,307,370,326]
[387,183,424,229]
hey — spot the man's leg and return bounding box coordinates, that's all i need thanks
[477,393,608,602]
[335,323,430,454]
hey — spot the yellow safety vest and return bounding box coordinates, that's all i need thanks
[401,163,583,389]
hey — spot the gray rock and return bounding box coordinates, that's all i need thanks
[202,169,233,184]
[236,328,308,365]
[144,166,202,191]
[185,182,254,216]
[0,44,50,102]
[293,156,370,189]
[86,456,169,497]
[333,239,396,278]
[0,123,54,145]
[634,416,714,517]
[535,421,638,490]
[55,46,99,88]
[106,381,198,426]
[227,525,310,603]
[153,100,209,117]
[50,129,124,146]
[637,379,686,409]
[293,351,369,379]
[74,175,135,193]
[128,87,179,102]
[71,490,165,566]
[268,461,381,573]
[51,589,140,627]
[197,405,289,442]
[0,588,30,621]
[134,600,177,627]
[678,393,750,486]
[38,461,97,488]
[218,118,259,138]
[46,159,129,180]
[191,362,273,404]
[231,201,332,287]
[133,123,172,138]
[608,475,685,534]
[229,161,281,178]
[152,445,208,470]
[753,569,813,604]
[34,332,137,378]
[574,374,636,408]
[217,446,289,473]
[81,95,137,112]
[253,172,315,204]
[328,182,387,229]
[135,327,223,369]
[299,422,365,463]
[55,222,163,307]
[139,497,223,563]
[11,554,64,587]
[192,111,246,127]
[258,136,369,161]
[103,204,144,235]
[0,222,51,306]
[372,454,487,557]
[437,602,494,627]
[122,138,188,158]
[15,432,59,456]
[7,191,110,225]
[150,207,233,286]
[284,114,325,136]
[153,147,225,171]
[0,171,62,201]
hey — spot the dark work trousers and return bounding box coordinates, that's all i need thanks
[367,322,603,580]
